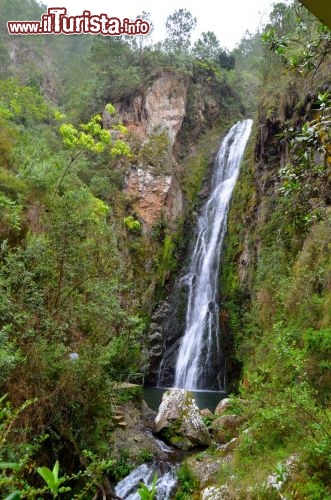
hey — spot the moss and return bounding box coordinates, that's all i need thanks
[181,122,235,217]
[137,131,173,174]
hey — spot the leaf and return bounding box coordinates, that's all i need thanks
[0,462,20,470]
[53,460,59,482]
[4,492,21,500]
[37,466,56,489]
[105,103,116,115]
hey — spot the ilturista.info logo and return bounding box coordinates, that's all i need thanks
[7,8,150,36]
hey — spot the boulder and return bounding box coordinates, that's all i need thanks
[154,389,211,449]
[201,485,231,499]
[210,414,245,444]
[200,408,213,418]
[110,402,167,464]
[214,398,232,415]
[187,454,225,488]
[214,397,247,416]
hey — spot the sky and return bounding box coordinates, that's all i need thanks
[44,0,284,49]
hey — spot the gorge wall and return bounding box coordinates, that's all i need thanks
[102,68,245,386]
[104,69,242,231]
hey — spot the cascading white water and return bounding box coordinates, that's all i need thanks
[115,462,178,500]
[174,119,253,390]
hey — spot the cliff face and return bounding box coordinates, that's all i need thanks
[104,69,238,231]
[110,71,189,146]
[124,169,182,227]
[220,79,331,394]
[103,71,188,229]
[109,69,244,382]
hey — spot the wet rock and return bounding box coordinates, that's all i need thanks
[198,185,211,199]
[141,400,157,430]
[169,435,193,451]
[110,401,166,464]
[154,389,211,449]
[144,302,172,386]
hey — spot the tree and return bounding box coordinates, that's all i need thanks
[218,49,235,70]
[56,103,131,189]
[124,11,154,53]
[193,31,220,62]
[165,9,197,52]
[261,2,331,74]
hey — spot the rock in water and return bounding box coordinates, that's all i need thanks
[154,389,211,449]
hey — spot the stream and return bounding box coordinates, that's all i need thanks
[115,430,182,499]
[115,462,178,500]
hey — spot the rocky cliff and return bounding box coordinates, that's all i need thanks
[104,69,241,232]
[102,71,188,230]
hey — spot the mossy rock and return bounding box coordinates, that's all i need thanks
[154,389,211,449]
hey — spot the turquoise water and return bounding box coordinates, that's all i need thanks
[143,387,227,412]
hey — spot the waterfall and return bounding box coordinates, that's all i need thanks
[172,119,253,390]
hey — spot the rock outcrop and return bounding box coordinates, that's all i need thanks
[110,400,165,465]
[210,414,245,444]
[154,390,211,450]
[214,398,232,415]
[106,71,189,147]
[201,485,231,499]
[103,71,189,230]
[125,168,182,227]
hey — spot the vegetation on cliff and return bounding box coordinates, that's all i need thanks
[0,0,330,498]
[220,1,331,497]
[0,0,246,497]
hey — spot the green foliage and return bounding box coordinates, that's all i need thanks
[56,107,131,189]
[37,461,70,497]
[261,5,331,74]
[277,93,330,223]
[137,472,157,500]
[109,449,133,483]
[175,462,198,500]
[165,9,197,53]
[0,327,21,386]
[201,415,213,427]
[138,450,154,463]
[4,492,21,500]
[124,215,141,232]
[218,49,235,70]
[0,79,52,126]
[138,132,172,173]
[0,396,44,498]
[0,77,148,498]
[0,194,21,232]
[192,31,220,62]
[217,5,331,495]
[2,1,329,498]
